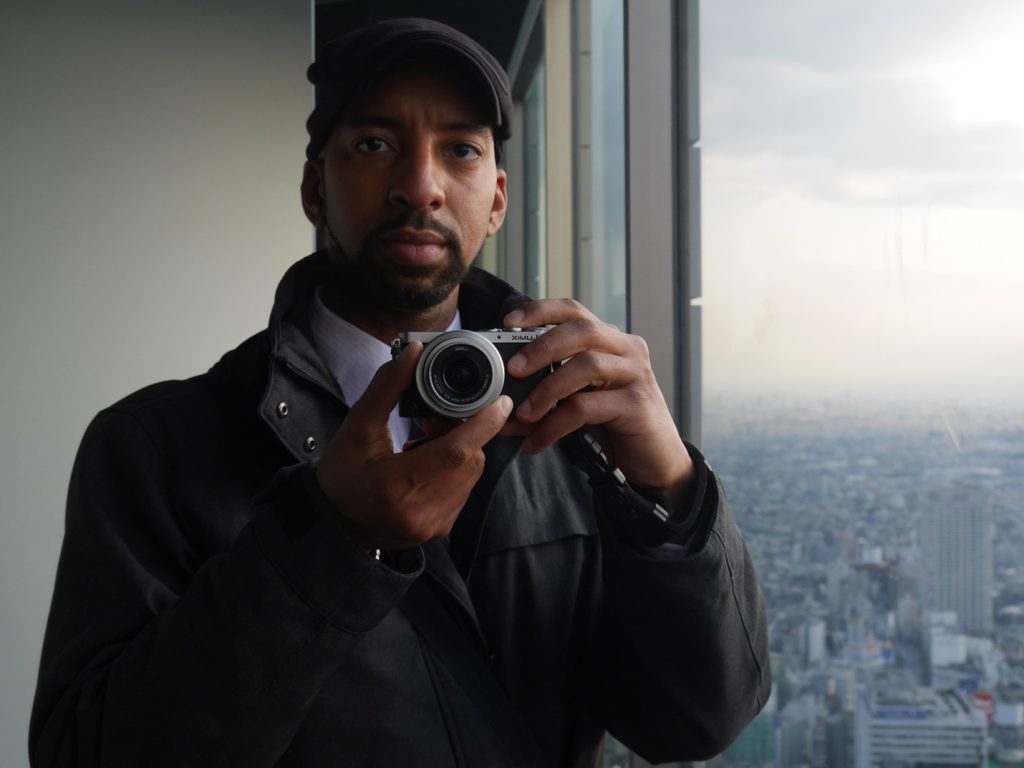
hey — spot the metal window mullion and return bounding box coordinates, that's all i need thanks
[545,0,574,299]
[572,0,593,305]
[625,0,679,432]
[624,0,701,444]
[677,0,701,444]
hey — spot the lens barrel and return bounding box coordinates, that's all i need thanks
[414,331,505,418]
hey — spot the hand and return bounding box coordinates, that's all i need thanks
[502,300,694,502]
[315,341,512,550]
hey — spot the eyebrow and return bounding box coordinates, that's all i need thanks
[343,113,491,136]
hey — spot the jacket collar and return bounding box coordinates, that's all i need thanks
[245,250,530,463]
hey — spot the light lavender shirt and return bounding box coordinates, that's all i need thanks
[308,287,461,453]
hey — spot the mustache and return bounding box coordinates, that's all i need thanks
[369,210,458,245]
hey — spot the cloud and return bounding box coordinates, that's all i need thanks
[700,0,1024,209]
[699,0,1024,400]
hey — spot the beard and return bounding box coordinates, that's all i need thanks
[325,210,471,314]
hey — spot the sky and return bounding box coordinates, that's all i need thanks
[700,0,1024,404]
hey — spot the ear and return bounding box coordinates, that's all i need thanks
[300,160,326,228]
[487,169,508,236]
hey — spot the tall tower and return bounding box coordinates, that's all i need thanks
[917,482,993,637]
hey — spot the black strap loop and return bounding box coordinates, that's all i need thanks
[559,430,700,547]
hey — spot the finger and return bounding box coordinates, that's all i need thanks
[344,341,423,439]
[520,391,615,454]
[507,317,634,378]
[514,351,639,423]
[402,395,513,485]
[401,436,432,452]
[446,395,515,451]
[497,418,535,438]
[419,417,460,440]
[400,417,459,451]
[503,298,595,329]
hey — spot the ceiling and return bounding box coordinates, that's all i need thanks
[315,0,531,68]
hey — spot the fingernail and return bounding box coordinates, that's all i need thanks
[504,309,525,326]
[517,399,532,419]
[497,395,513,416]
[508,353,526,373]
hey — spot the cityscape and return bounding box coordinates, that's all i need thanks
[695,394,1024,768]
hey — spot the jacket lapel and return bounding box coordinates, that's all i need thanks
[420,538,487,651]
[448,435,522,581]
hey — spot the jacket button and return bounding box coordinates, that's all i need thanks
[303,436,317,453]
[276,402,289,418]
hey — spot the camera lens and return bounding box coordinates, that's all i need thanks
[431,344,492,405]
[414,331,505,418]
[442,355,482,395]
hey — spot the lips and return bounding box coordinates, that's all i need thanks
[380,228,447,246]
[377,228,449,266]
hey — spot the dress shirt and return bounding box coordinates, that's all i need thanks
[308,287,461,453]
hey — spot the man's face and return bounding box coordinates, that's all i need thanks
[302,61,508,314]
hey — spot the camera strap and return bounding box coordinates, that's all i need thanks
[560,430,697,547]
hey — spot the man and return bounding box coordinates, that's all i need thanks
[31,18,769,768]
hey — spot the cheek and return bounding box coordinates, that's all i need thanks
[325,186,370,245]
[323,160,384,229]
[460,181,501,233]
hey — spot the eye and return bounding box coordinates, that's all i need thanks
[354,137,392,154]
[449,142,483,160]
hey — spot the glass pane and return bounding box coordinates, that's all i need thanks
[702,1,1024,765]
[575,0,627,327]
[524,58,548,299]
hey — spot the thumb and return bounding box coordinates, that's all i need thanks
[344,341,423,440]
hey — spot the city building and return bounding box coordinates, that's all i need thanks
[918,484,995,637]
[854,686,987,768]
[723,710,777,768]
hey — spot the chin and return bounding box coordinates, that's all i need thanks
[375,280,459,314]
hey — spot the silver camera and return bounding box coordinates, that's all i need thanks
[392,327,553,419]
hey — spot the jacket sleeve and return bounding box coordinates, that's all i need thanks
[29,408,422,767]
[595,459,771,763]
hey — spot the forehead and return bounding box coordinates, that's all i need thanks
[344,56,493,127]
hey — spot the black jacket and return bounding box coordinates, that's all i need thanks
[31,252,770,767]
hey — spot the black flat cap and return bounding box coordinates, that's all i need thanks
[305,17,513,161]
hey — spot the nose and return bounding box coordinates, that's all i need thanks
[387,142,445,211]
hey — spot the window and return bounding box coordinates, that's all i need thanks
[493,6,549,300]
[701,2,1024,764]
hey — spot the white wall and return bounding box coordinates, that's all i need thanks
[0,2,312,763]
